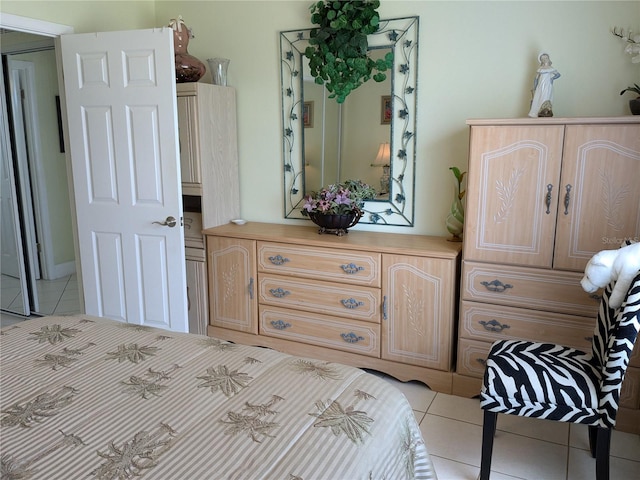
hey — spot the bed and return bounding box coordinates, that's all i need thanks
[1,314,438,479]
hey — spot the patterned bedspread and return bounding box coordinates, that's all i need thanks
[1,315,437,479]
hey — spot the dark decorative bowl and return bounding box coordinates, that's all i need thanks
[309,210,363,236]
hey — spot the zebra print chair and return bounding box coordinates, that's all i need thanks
[479,270,640,480]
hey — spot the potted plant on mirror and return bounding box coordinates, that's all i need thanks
[305,0,393,103]
[301,179,376,235]
[620,84,640,115]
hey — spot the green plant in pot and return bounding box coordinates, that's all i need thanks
[301,179,376,235]
[620,83,640,115]
[305,0,393,103]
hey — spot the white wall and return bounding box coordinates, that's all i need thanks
[3,0,639,236]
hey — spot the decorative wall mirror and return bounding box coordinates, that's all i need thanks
[280,16,419,226]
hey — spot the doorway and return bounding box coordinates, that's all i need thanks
[0,18,79,317]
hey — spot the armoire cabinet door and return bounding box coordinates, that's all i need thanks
[208,236,258,334]
[176,95,201,190]
[464,125,564,268]
[381,254,455,371]
[554,124,640,271]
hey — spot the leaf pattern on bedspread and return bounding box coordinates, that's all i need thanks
[196,365,253,397]
[403,418,424,480]
[354,389,376,401]
[289,359,342,380]
[1,386,78,428]
[105,344,159,363]
[92,423,176,479]
[310,399,373,444]
[198,337,237,351]
[35,343,96,371]
[29,324,80,344]
[220,395,284,442]
[1,430,86,478]
[121,365,181,399]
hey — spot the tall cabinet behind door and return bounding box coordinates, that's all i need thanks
[177,83,239,334]
[453,117,640,434]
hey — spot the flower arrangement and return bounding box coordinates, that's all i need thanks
[612,27,640,63]
[301,179,376,216]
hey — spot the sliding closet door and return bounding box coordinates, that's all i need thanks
[59,28,188,332]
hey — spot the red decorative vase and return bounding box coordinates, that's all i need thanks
[171,18,206,83]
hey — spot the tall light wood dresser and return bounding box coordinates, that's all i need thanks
[177,83,239,334]
[452,117,640,434]
[204,222,461,393]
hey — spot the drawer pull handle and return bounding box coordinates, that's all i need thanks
[248,277,254,300]
[480,280,513,293]
[269,255,290,265]
[341,332,365,343]
[341,298,364,309]
[476,358,487,367]
[269,288,290,298]
[479,319,511,332]
[563,184,572,215]
[585,336,593,343]
[270,320,291,330]
[341,263,364,274]
[545,184,553,214]
[589,293,602,302]
[382,295,388,320]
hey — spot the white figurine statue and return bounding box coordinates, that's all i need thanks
[528,52,561,118]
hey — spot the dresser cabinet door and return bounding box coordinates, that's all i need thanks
[382,255,455,371]
[208,236,258,333]
[464,125,564,268]
[186,254,208,335]
[554,124,640,271]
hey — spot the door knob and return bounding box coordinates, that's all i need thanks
[153,216,177,228]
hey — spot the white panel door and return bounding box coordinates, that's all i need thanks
[60,28,188,332]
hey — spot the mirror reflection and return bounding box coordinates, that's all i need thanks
[281,16,419,226]
[303,48,392,196]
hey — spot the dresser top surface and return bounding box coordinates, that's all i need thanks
[204,222,461,259]
[466,116,640,126]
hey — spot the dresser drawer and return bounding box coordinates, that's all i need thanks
[259,274,380,323]
[184,211,204,249]
[258,242,380,287]
[462,261,600,316]
[456,338,491,379]
[259,306,380,357]
[460,300,594,351]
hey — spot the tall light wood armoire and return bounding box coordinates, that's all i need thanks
[453,117,640,434]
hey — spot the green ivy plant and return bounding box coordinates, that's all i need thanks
[304,0,393,103]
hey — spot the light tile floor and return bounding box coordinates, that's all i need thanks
[367,370,640,480]
[1,313,637,480]
[1,273,80,316]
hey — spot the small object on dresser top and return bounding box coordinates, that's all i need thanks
[231,218,247,225]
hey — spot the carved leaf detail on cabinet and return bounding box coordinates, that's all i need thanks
[222,264,239,302]
[600,169,629,231]
[402,284,425,337]
[493,168,525,224]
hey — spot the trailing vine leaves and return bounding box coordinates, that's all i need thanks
[304,1,393,103]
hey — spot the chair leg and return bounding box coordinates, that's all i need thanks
[588,425,598,458]
[594,427,611,480]
[480,410,498,480]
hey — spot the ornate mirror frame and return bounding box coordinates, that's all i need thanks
[280,16,419,226]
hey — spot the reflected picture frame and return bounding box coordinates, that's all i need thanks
[381,95,391,125]
[303,101,314,128]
